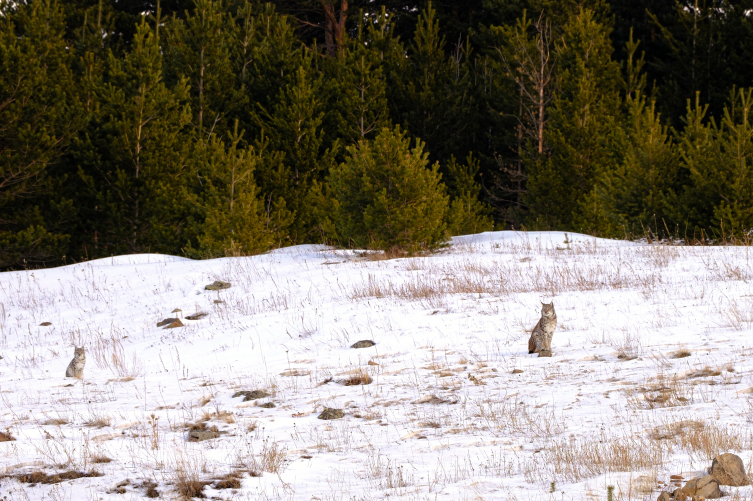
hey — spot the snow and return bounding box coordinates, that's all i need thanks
[1,231,752,500]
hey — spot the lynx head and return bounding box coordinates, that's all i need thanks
[540,301,555,317]
[73,346,85,359]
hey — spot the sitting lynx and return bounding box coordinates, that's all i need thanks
[528,302,557,357]
[65,346,86,378]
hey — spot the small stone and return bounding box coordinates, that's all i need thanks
[185,312,208,321]
[205,280,231,291]
[711,453,750,486]
[232,390,268,401]
[672,489,688,501]
[163,319,184,329]
[171,308,182,313]
[351,340,376,349]
[188,430,222,442]
[157,318,178,327]
[258,402,275,409]
[512,369,524,374]
[318,408,344,420]
[538,349,552,358]
[656,492,671,501]
[39,322,52,326]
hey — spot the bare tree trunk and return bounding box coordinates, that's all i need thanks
[498,11,553,157]
[322,0,348,57]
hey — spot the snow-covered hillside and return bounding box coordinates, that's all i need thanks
[1,231,753,500]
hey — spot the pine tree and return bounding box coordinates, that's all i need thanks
[0,0,84,268]
[678,88,753,237]
[329,37,390,144]
[445,154,494,236]
[328,126,449,251]
[526,6,621,229]
[186,122,276,257]
[164,0,244,140]
[78,18,191,255]
[387,3,477,166]
[252,60,339,243]
[585,100,680,238]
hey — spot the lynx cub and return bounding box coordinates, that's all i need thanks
[528,302,557,357]
[65,346,86,378]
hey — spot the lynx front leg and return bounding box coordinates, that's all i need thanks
[538,334,553,358]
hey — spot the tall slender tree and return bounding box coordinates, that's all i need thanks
[78,19,191,255]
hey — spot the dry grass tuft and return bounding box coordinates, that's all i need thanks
[686,366,722,378]
[540,436,668,483]
[615,348,638,361]
[342,371,373,386]
[214,472,242,489]
[239,437,287,475]
[172,453,211,500]
[42,417,69,426]
[649,419,704,440]
[0,430,15,442]
[84,415,112,429]
[90,455,113,464]
[14,470,103,485]
[627,373,693,409]
[671,348,692,359]
[676,421,751,460]
[142,481,159,498]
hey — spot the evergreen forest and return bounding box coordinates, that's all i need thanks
[3,0,753,269]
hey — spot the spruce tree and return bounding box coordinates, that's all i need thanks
[329,126,449,251]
